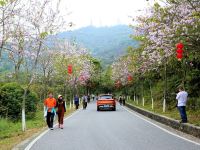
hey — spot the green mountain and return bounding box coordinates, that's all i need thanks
[0,25,138,73]
[57,25,138,66]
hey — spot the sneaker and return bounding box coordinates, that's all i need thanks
[50,128,54,130]
[61,124,63,129]
[180,121,187,123]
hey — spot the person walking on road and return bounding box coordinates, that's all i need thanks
[74,95,79,110]
[176,86,188,123]
[87,95,90,103]
[122,96,126,106]
[82,95,88,109]
[119,95,122,105]
[56,95,66,129]
[92,94,95,101]
[44,92,57,130]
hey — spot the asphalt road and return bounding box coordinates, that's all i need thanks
[29,102,200,150]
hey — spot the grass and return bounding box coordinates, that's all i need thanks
[127,99,200,126]
[0,108,75,150]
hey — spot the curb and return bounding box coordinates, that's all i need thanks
[126,103,200,138]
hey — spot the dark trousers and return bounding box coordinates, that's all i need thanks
[83,102,87,109]
[46,112,54,128]
[119,100,122,105]
[122,100,125,106]
[178,106,187,122]
[57,112,64,124]
[75,104,79,109]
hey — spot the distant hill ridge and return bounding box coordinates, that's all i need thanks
[56,25,138,66]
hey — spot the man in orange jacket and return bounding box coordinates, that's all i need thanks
[44,92,57,130]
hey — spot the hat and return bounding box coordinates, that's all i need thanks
[58,95,62,98]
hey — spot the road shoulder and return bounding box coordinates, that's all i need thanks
[12,109,80,150]
[123,105,200,145]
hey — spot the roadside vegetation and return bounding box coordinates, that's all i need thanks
[110,0,200,126]
[0,108,74,150]
[0,0,101,149]
[127,100,200,126]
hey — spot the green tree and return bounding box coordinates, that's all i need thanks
[0,82,39,120]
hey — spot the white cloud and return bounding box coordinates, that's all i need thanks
[59,0,159,29]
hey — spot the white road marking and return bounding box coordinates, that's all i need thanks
[24,109,81,150]
[123,106,200,146]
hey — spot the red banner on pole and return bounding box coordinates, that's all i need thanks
[68,65,73,74]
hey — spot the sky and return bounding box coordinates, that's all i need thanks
[59,0,158,29]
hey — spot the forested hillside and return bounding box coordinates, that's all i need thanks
[0,25,138,72]
[56,25,138,66]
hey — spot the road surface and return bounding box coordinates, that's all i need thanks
[29,102,200,150]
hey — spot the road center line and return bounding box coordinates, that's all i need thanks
[122,106,200,146]
[24,109,81,150]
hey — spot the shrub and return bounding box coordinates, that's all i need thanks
[0,82,39,120]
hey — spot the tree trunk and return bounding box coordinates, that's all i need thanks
[22,89,27,131]
[149,81,154,110]
[21,40,42,132]
[0,10,5,58]
[142,80,144,107]
[163,59,167,112]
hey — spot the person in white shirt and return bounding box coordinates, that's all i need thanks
[176,86,188,123]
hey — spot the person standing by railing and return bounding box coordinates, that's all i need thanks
[176,86,188,123]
